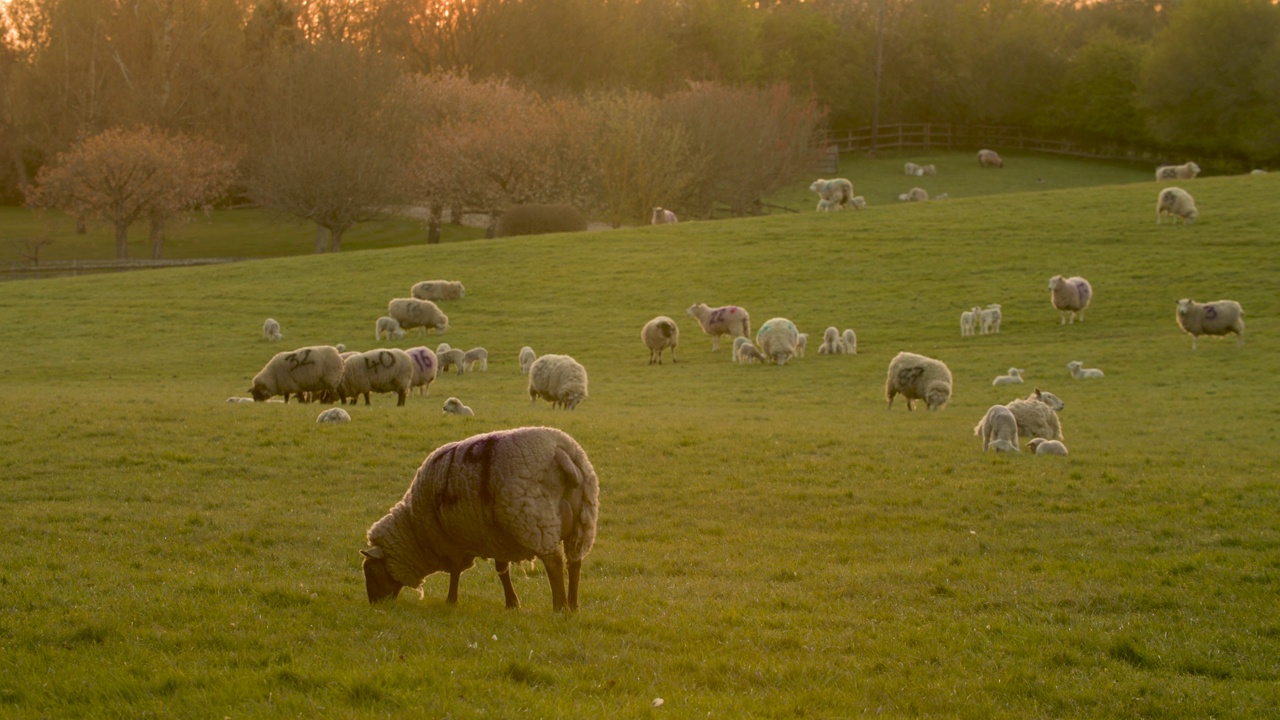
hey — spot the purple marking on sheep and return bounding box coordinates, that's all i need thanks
[1204,305,1218,320]
[1075,281,1091,305]
[409,350,434,372]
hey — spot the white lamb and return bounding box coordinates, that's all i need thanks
[518,346,537,374]
[904,162,924,176]
[842,329,857,355]
[375,315,405,341]
[734,338,767,364]
[980,304,1002,334]
[850,196,867,209]
[528,354,588,410]
[992,368,1024,386]
[1175,298,1245,349]
[262,318,283,342]
[898,187,928,202]
[316,407,351,424]
[686,303,751,351]
[817,326,844,355]
[1066,360,1104,379]
[441,397,474,417]
[885,351,952,411]
[1048,275,1092,324]
[977,149,1004,168]
[973,405,1020,452]
[437,348,466,376]
[1027,438,1069,455]
[1157,187,1198,225]
[651,207,678,225]
[462,347,488,373]
[755,317,801,365]
[795,333,808,358]
[921,164,937,176]
[1156,161,1200,181]
[810,178,856,211]
[641,316,680,365]
[960,307,980,337]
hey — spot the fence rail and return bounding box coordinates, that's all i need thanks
[1,256,246,281]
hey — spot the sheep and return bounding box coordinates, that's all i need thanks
[734,339,767,364]
[640,316,680,365]
[528,354,588,410]
[262,318,283,342]
[960,307,980,337]
[361,426,599,611]
[755,317,801,365]
[1005,388,1064,440]
[1175,298,1245,349]
[842,329,857,355]
[1157,187,1198,225]
[817,326,844,355]
[992,368,1024,386]
[1027,438,1069,455]
[335,343,346,353]
[898,187,929,202]
[226,396,255,404]
[973,405,1020,453]
[850,196,867,209]
[904,162,924,176]
[885,351,952,411]
[436,342,451,355]
[932,193,949,200]
[437,348,467,376]
[337,348,415,406]
[316,407,351,424]
[921,164,937,176]
[980,304,1002,334]
[651,207,678,225]
[410,280,466,301]
[462,347,489,373]
[1048,275,1092,324]
[977,149,1004,168]
[441,397,474,417]
[1156,161,1200,181]
[387,298,448,336]
[405,346,438,396]
[686,303,751,352]
[1067,360,1104,379]
[375,315,405,341]
[518,346,536,374]
[810,178,856,211]
[795,333,808,358]
[250,345,344,403]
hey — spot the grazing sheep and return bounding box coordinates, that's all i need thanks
[810,178,856,211]
[405,346,438,396]
[1156,161,1200,181]
[921,164,937,176]
[1027,438,1069,455]
[441,397,474,417]
[960,307,980,337]
[1005,388,1064,440]
[1048,275,1092,324]
[262,318,283,342]
[651,207,678,225]
[518,346,536,374]
[885,351,952,411]
[462,347,488,373]
[980,304,1002,334]
[641,316,680,365]
[904,162,924,176]
[317,407,351,424]
[850,196,867,209]
[528,354,588,410]
[795,333,808,358]
[842,328,857,355]
[361,427,599,611]
[375,315,405,341]
[250,345,345,403]
[387,298,449,336]
[817,326,844,355]
[733,338,767,364]
[410,280,465,301]
[1157,187,1198,225]
[686,303,751,351]
[977,149,1004,168]
[1175,298,1245,349]
[974,405,1020,452]
[338,348,415,406]
[437,348,466,376]
[1066,360,1104,379]
[898,187,928,202]
[755,317,801,365]
[992,368,1024,386]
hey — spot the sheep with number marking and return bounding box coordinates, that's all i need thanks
[262,318,283,342]
[1067,360,1104,379]
[388,298,449,336]
[375,316,405,341]
[337,348,415,406]
[250,345,345,403]
[1005,388,1064,440]
[810,178,856,211]
[978,149,1004,168]
[361,427,599,612]
[686,303,751,352]
[1175,298,1245,349]
[885,351,952,411]
[755,317,801,366]
[1156,161,1200,181]
[641,316,680,365]
[1157,187,1198,225]
[974,405,1020,452]
[405,346,438,397]
[441,397,474,417]
[1048,275,1092,324]
[528,354,588,410]
[411,280,465,301]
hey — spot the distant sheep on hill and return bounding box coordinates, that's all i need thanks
[810,178,856,211]
[1156,161,1200,181]
[977,149,1004,168]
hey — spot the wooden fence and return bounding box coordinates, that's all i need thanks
[1,257,246,281]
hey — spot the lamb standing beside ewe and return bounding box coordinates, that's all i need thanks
[462,347,489,372]
[960,307,980,337]
[818,326,844,355]
[251,345,345,403]
[405,346,438,396]
[842,329,857,355]
[974,405,1020,452]
[437,348,467,376]
[810,178,856,211]
[375,315,405,341]
[755,317,801,365]
[1048,275,1092,324]
[1028,438,1069,455]
[686,303,751,351]
[410,280,465,301]
[387,298,449,336]
[441,397,474,417]
[1005,388,1064,440]
[1157,187,1198,224]
[262,318,283,342]
[1156,161,1200,181]
[1175,298,1245,349]
[641,316,680,365]
[361,427,599,612]
[992,368,1024,386]
[518,346,537,374]
[977,149,1004,168]
[1067,360,1104,379]
[885,351,952,411]
[734,338,767,364]
[338,348,415,406]
[528,354,589,410]
[795,333,808,358]
[651,207,678,225]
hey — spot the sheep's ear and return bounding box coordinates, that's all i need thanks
[361,547,385,560]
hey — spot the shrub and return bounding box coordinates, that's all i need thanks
[495,204,589,237]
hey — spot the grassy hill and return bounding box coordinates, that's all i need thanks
[1,166,1278,717]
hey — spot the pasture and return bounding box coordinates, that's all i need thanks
[1,165,1278,717]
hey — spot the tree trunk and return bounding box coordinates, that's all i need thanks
[149,215,166,259]
[76,214,88,235]
[428,204,443,244]
[314,225,328,253]
[115,222,129,259]
[329,225,346,252]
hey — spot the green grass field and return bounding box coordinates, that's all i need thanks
[2,154,1279,717]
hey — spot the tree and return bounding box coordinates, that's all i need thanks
[30,126,236,259]
[588,90,697,227]
[1043,29,1149,146]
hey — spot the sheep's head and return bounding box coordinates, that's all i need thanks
[249,383,272,402]
[925,381,951,410]
[563,391,587,410]
[1027,438,1046,452]
[1177,298,1193,316]
[1048,275,1063,290]
[361,546,403,603]
[1031,388,1066,411]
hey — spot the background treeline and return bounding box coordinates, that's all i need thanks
[3,0,1279,217]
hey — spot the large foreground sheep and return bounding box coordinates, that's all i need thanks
[1048,275,1092,324]
[250,345,344,403]
[361,427,599,612]
[1175,298,1245,349]
[885,351,952,411]
[528,354,589,409]
[687,303,751,351]
[641,316,679,364]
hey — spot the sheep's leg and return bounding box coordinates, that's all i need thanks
[495,560,520,609]
[396,389,407,406]
[540,551,569,612]
[670,347,677,364]
[566,558,582,611]
[446,570,462,604]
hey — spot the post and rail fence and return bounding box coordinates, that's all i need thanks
[0,256,247,281]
